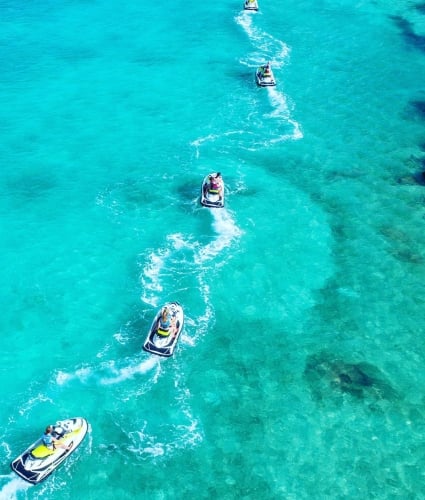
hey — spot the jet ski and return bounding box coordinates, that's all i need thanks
[200,172,224,208]
[244,0,258,10]
[256,62,276,87]
[143,302,184,357]
[10,417,88,484]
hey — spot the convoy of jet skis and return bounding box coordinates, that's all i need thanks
[143,172,224,358]
[245,0,277,87]
[9,0,273,487]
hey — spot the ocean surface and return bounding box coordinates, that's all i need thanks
[1,0,425,498]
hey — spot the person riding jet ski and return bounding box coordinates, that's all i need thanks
[208,172,223,200]
[262,62,271,76]
[42,426,70,451]
[157,307,172,337]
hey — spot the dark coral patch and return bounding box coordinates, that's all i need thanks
[415,3,425,14]
[6,172,57,200]
[412,169,425,185]
[395,155,425,185]
[411,100,425,119]
[391,15,425,52]
[304,352,399,405]
[396,173,420,185]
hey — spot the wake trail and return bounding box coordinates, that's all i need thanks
[235,11,289,67]
[235,10,303,143]
[99,356,159,385]
[190,131,245,158]
[140,247,171,307]
[139,209,243,304]
[127,371,203,460]
[55,356,160,387]
[265,87,303,143]
[195,208,243,265]
[0,475,31,500]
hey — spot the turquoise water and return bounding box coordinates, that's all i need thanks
[1,0,425,498]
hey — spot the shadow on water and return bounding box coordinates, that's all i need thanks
[175,181,202,214]
[304,352,400,410]
[114,178,159,206]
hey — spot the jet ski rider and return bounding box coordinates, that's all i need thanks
[208,172,223,200]
[263,62,271,75]
[42,425,70,450]
[157,307,172,337]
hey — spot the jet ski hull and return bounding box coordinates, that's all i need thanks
[244,0,258,10]
[143,302,184,357]
[256,67,276,87]
[200,173,224,208]
[10,417,88,484]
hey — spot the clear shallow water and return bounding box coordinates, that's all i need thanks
[1,0,425,498]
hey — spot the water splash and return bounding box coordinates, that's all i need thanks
[54,356,160,388]
[139,247,170,306]
[56,366,93,386]
[99,357,159,385]
[0,475,31,500]
[265,87,303,142]
[18,393,52,417]
[195,208,243,265]
[190,130,246,157]
[139,233,197,306]
[127,374,203,460]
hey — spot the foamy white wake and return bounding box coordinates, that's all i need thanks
[137,207,241,346]
[194,208,243,265]
[190,12,302,152]
[235,10,303,143]
[139,247,171,307]
[139,234,194,307]
[55,356,160,387]
[235,11,289,66]
[190,130,246,158]
[0,475,31,500]
[139,206,242,296]
[56,365,93,385]
[265,87,303,143]
[127,372,203,459]
[99,357,160,385]
[138,211,242,271]
[17,393,52,417]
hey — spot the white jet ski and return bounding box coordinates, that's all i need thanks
[10,417,88,484]
[200,172,224,208]
[244,0,258,11]
[143,302,184,357]
[256,62,276,87]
